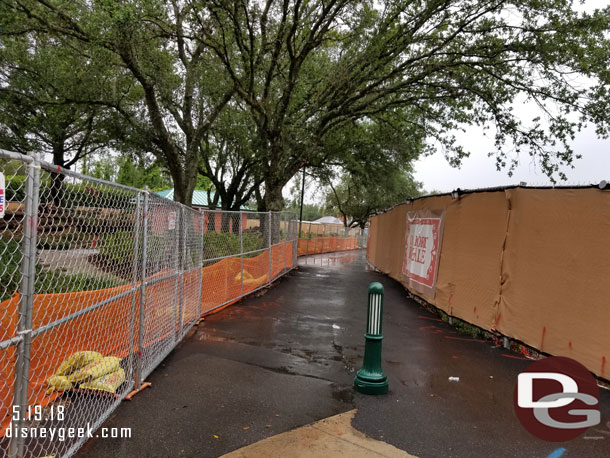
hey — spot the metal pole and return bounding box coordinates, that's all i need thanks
[240,212,244,296]
[198,211,204,318]
[127,190,142,388]
[268,212,272,285]
[283,214,287,274]
[298,167,305,237]
[135,189,149,390]
[9,153,40,458]
[306,222,311,259]
[176,206,186,341]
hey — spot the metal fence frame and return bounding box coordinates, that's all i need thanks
[0,149,298,458]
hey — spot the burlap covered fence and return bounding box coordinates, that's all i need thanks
[0,149,299,458]
[296,221,366,255]
[367,187,610,380]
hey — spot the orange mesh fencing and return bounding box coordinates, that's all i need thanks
[0,242,298,437]
[0,233,337,436]
[297,236,358,256]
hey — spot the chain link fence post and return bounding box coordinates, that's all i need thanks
[199,211,204,318]
[127,190,142,390]
[135,189,149,390]
[268,212,272,285]
[9,153,40,458]
[176,206,186,341]
[305,223,311,262]
[240,212,244,296]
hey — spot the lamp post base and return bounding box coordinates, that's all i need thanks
[354,374,389,395]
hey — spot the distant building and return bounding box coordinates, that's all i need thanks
[155,188,248,234]
[313,216,343,225]
[156,189,216,210]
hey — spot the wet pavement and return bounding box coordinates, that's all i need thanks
[78,250,610,458]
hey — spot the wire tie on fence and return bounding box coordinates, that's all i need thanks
[17,329,32,336]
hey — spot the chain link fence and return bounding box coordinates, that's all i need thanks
[297,221,367,256]
[0,149,297,458]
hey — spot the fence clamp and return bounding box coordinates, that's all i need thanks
[354,282,388,395]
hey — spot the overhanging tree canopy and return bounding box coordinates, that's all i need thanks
[1,0,609,208]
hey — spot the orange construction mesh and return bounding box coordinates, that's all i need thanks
[297,236,358,255]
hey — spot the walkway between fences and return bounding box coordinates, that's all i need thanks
[0,149,298,458]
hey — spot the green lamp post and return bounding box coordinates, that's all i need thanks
[354,282,389,395]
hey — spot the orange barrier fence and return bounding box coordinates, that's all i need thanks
[0,241,296,437]
[367,187,610,379]
[297,236,359,256]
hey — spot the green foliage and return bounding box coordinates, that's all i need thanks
[284,203,324,222]
[98,230,165,267]
[3,0,610,209]
[203,232,264,260]
[324,166,422,229]
[34,270,119,296]
[3,173,135,208]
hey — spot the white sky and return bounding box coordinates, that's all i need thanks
[414,126,610,193]
[414,0,610,193]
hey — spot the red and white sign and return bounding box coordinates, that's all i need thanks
[402,214,442,289]
[0,173,5,218]
[168,211,177,230]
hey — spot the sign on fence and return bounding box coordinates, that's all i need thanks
[168,210,177,230]
[402,210,445,297]
[0,172,4,218]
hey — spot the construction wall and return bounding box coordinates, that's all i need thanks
[367,187,610,379]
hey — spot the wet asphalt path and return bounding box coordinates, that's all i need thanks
[78,250,610,458]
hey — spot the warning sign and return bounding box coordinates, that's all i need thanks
[0,173,5,218]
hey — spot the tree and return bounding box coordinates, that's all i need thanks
[4,0,610,211]
[0,31,116,203]
[2,0,235,206]
[204,0,610,211]
[325,168,422,229]
[198,101,263,211]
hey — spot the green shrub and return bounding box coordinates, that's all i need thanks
[203,232,264,259]
[34,270,119,294]
[4,174,135,209]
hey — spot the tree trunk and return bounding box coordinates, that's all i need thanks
[51,143,66,207]
[264,181,285,244]
[172,170,196,207]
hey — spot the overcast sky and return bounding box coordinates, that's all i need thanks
[414,126,610,193]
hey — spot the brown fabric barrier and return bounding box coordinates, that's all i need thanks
[368,188,610,379]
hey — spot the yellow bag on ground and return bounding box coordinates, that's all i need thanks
[46,375,73,394]
[69,356,121,383]
[235,270,254,282]
[80,368,125,393]
[55,351,103,376]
